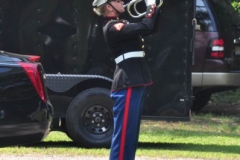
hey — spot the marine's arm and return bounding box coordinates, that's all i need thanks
[106,4,160,40]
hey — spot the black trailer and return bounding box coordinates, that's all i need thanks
[0,0,195,147]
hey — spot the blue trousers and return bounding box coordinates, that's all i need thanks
[109,86,146,160]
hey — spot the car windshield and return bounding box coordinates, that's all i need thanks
[207,0,240,33]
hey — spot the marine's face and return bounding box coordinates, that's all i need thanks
[110,0,125,13]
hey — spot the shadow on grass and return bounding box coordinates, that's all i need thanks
[138,142,240,154]
[25,141,240,155]
[25,141,78,148]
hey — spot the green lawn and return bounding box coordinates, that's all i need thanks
[0,113,240,159]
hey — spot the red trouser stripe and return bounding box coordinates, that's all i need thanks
[119,87,132,160]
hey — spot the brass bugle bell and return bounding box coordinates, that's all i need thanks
[123,0,163,18]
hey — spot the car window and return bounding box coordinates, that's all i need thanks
[196,0,214,32]
[207,0,240,33]
[0,55,12,62]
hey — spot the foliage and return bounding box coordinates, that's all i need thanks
[211,88,240,104]
[232,1,240,14]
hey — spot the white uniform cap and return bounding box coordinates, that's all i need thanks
[92,0,108,7]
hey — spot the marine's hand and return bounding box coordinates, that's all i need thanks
[144,0,156,6]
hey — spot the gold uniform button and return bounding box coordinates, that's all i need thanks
[142,45,145,49]
[142,38,144,42]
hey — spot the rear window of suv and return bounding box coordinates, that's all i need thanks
[206,0,240,33]
[196,0,215,32]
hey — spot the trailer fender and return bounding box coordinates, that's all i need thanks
[45,74,113,92]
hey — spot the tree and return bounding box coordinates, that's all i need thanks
[232,0,240,14]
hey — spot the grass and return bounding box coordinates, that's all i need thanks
[137,114,240,159]
[0,113,240,159]
[210,88,240,104]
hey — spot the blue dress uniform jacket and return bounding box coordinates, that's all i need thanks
[103,5,160,91]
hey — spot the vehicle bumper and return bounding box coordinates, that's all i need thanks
[0,99,53,147]
[0,122,50,147]
[192,72,240,87]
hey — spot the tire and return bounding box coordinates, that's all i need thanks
[66,88,114,148]
[191,92,212,112]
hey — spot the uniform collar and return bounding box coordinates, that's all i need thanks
[103,16,119,23]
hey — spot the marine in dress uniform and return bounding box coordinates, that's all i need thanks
[92,0,159,159]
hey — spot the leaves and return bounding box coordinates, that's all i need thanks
[232,1,240,13]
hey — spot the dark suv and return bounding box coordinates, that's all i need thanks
[192,0,240,111]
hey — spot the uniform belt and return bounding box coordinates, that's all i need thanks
[114,51,145,64]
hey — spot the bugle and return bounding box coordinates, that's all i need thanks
[124,0,163,18]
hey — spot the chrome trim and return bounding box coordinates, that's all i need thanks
[191,73,203,86]
[192,72,240,87]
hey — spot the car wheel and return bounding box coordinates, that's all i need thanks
[191,92,212,112]
[66,87,114,148]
